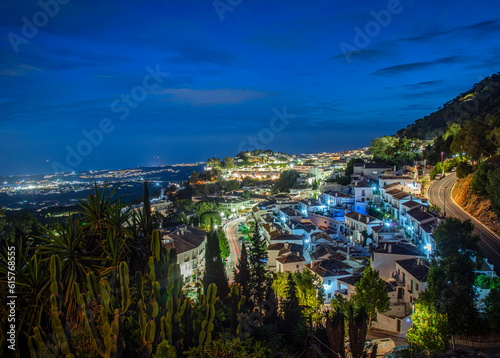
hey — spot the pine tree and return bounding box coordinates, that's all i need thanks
[203,221,230,299]
[282,273,301,330]
[248,222,270,306]
[234,243,251,300]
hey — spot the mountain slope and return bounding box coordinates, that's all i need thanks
[397,72,500,140]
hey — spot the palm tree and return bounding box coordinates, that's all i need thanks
[37,218,104,321]
[430,204,442,214]
[78,183,121,253]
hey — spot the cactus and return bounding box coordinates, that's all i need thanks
[29,255,75,358]
[229,283,246,337]
[75,261,131,358]
[135,260,160,357]
[136,230,190,357]
[197,283,217,351]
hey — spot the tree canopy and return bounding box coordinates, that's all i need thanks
[351,266,390,326]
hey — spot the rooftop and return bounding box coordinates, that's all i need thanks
[338,275,363,287]
[373,242,423,256]
[307,259,352,277]
[276,254,306,264]
[162,225,206,254]
[396,258,430,282]
[406,207,436,223]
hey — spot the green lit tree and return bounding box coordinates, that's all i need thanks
[222,156,234,169]
[351,266,390,327]
[471,162,491,195]
[485,286,500,332]
[407,301,449,356]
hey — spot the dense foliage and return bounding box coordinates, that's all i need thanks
[421,218,481,339]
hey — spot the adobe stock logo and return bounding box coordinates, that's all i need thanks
[339,0,404,63]
[237,106,296,153]
[51,65,169,173]
[7,0,71,54]
[213,0,242,21]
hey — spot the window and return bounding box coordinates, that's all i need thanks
[328,293,331,298]
[296,265,299,269]
[328,280,331,285]
[373,171,378,174]
[416,283,419,291]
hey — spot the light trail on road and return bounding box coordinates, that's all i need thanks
[224,217,244,283]
[428,173,500,273]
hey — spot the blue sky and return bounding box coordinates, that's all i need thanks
[1,0,499,175]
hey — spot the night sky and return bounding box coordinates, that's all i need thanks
[1,0,500,175]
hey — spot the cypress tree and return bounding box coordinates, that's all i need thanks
[248,222,271,306]
[203,221,230,299]
[234,243,251,300]
[282,272,301,329]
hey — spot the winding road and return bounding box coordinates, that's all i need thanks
[223,217,245,283]
[428,173,500,273]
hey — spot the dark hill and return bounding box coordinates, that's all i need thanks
[397,72,500,139]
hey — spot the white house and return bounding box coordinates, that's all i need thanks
[307,259,354,301]
[344,211,382,244]
[161,225,206,280]
[371,242,425,281]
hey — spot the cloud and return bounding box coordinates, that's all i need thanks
[372,56,464,76]
[156,88,269,105]
[0,64,40,77]
[400,19,500,43]
[401,79,444,88]
[328,48,388,62]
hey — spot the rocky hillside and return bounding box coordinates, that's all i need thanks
[451,176,500,236]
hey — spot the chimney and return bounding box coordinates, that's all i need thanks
[388,244,392,253]
[180,228,184,235]
[366,217,369,224]
[358,213,361,221]
[285,242,290,250]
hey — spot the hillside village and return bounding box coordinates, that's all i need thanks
[150,148,497,337]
